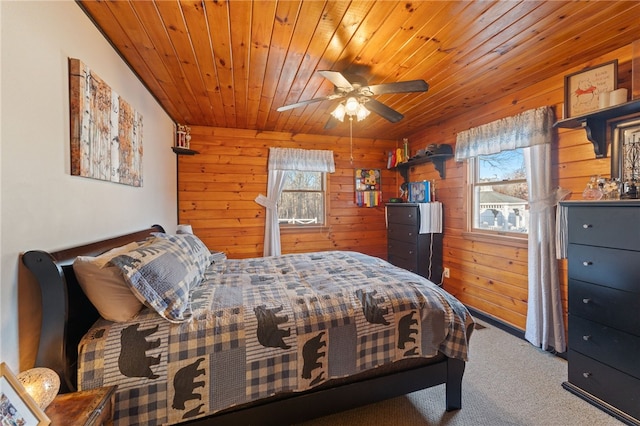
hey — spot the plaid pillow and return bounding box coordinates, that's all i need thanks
[109,238,201,323]
[152,232,213,276]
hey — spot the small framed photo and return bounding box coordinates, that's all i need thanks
[0,363,50,425]
[409,181,431,203]
[564,60,617,118]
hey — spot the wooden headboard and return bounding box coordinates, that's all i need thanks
[21,225,165,393]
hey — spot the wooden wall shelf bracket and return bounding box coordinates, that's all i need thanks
[554,99,640,159]
[396,153,452,181]
[172,147,199,155]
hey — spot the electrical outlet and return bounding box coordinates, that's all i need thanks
[443,267,450,278]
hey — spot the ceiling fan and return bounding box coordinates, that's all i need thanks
[277,70,429,129]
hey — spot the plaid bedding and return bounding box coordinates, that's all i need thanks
[78,251,474,425]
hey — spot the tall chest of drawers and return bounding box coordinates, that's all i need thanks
[386,203,443,283]
[562,200,640,425]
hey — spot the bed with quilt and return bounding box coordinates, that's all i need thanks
[22,225,474,426]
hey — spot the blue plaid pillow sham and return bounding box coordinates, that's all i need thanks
[109,238,201,323]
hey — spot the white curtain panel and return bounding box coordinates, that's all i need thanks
[456,106,566,352]
[255,148,335,257]
[524,143,566,353]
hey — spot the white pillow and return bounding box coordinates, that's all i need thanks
[73,241,144,322]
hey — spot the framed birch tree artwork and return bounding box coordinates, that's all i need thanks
[69,58,143,186]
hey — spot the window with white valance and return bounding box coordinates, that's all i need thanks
[255,148,335,257]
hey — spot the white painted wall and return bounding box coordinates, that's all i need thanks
[0,1,177,370]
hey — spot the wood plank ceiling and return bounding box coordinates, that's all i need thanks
[78,0,640,140]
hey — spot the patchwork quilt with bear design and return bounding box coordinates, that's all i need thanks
[78,251,474,425]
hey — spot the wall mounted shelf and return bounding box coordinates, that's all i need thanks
[394,144,453,181]
[396,154,452,181]
[172,147,199,155]
[554,98,640,158]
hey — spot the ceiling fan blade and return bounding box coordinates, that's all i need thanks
[318,70,354,90]
[364,80,429,96]
[277,97,329,112]
[324,115,340,130]
[364,98,404,123]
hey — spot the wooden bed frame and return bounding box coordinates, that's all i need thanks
[22,225,469,425]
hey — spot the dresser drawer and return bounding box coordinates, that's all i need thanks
[387,254,419,274]
[387,223,418,242]
[569,315,640,379]
[387,239,418,260]
[568,350,640,420]
[569,279,640,336]
[568,244,640,292]
[387,206,419,226]
[568,206,640,251]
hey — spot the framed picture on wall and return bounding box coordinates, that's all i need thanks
[563,60,617,119]
[0,363,50,425]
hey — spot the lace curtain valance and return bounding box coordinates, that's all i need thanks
[268,147,335,172]
[455,106,555,161]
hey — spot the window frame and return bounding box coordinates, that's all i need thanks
[464,149,529,246]
[278,170,329,230]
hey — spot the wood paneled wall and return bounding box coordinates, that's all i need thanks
[178,127,399,260]
[407,45,633,331]
[178,44,633,334]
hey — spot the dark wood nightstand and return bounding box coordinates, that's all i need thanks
[45,386,116,425]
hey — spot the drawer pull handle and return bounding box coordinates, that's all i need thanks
[408,233,413,237]
[582,261,593,266]
[582,298,591,304]
[583,372,592,379]
[582,335,591,341]
[408,214,413,218]
[409,250,414,254]
[582,224,592,229]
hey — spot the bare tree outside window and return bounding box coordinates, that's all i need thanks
[278,171,325,226]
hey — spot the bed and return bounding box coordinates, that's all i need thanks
[22,225,474,425]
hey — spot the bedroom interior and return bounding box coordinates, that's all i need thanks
[2,1,640,425]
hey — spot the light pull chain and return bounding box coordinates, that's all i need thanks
[349,116,354,165]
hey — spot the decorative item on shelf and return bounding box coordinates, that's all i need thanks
[609,88,628,107]
[354,169,381,207]
[0,362,51,425]
[17,368,60,411]
[563,60,617,119]
[175,124,191,149]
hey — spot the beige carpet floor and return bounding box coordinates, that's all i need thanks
[298,320,625,426]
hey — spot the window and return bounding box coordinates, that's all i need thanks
[470,148,528,235]
[278,171,326,226]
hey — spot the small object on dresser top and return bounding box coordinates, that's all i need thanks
[17,367,60,410]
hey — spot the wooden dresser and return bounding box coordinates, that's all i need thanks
[386,203,443,283]
[45,386,116,425]
[562,200,640,425]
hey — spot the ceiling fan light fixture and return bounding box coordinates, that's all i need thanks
[344,97,360,115]
[331,103,346,122]
[331,97,370,123]
[356,105,370,121]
